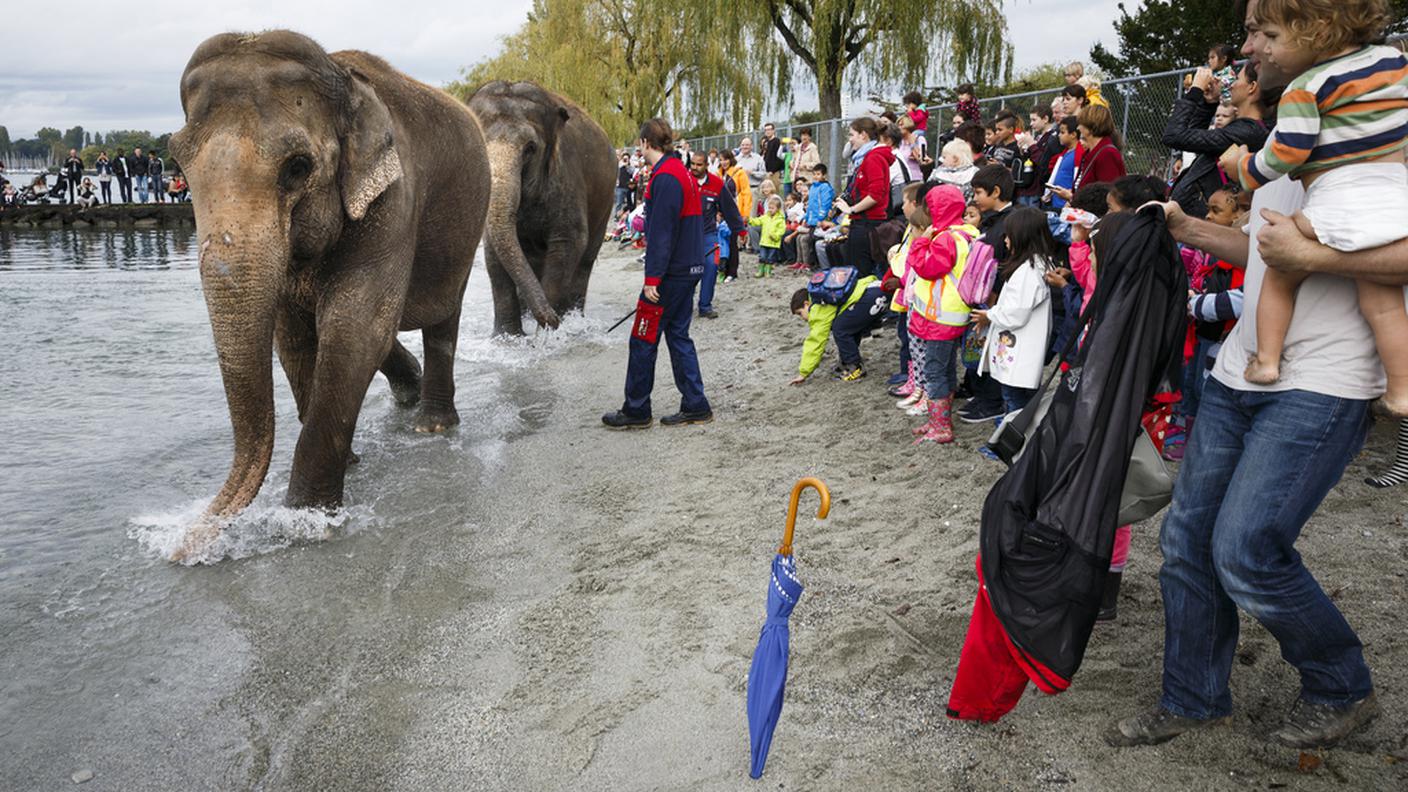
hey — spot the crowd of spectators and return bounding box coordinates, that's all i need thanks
[0,148,187,212]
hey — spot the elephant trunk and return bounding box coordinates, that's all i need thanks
[486,141,560,330]
[192,182,287,526]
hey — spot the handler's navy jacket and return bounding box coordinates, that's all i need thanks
[698,172,746,249]
[643,156,704,286]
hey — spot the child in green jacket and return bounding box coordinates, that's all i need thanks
[749,195,787,277]
[789,274,890,383]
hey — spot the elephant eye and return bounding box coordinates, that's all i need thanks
[281,155,314,188]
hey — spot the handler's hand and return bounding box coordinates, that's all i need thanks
[1257,209,1324,275]
[643,284,660,303]
[789,375,807,386]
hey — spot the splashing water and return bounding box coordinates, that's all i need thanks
[128,499,379,566]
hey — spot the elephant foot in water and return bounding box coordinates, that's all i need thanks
[388,377,421,408]
[414,403,460,433]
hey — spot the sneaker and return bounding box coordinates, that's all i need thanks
[601,410,652,430]
[977,445,1001,461]
[660,409,714,426]
[1105,706,1227,747]
[837,366,866,382]
[723,276,736,283]
[699,309,719,319]
[1271,693,1379,749]
[957,401,1005,424]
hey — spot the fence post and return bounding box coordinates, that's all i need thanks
[828,118,841,188]
[1119,82,1131,146]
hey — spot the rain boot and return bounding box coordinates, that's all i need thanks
[896,388,924,409]
[889,362,917,399]
[913,397,954,444]
[1097,571,1122,622]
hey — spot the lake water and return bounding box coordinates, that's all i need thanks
[0,227,613,788]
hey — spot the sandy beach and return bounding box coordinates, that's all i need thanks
[354,244,1406,791]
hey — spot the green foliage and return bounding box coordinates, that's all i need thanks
[35,127,62,143]
[788,110,826,125]
[61,126,85,152]
[0,126,10,156]
[1089,0,1244,77]
[449,0,765,144]
[980,62,1068,98]
[678,119,729,139]
[741,0,1012,119]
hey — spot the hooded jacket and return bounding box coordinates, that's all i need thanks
[905,185,974,342]
[851,143,897,221]
[948,206,1187,721]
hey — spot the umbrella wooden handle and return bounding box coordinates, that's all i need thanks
[779,477,830,556]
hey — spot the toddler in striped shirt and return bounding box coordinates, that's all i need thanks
[1220,0,1408,415]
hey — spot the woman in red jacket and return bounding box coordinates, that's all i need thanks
[1071,104,1125,189]
[834,117,897,278]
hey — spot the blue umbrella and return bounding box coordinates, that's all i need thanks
[746,477,831,779]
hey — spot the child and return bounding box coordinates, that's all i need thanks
[904,90,929,133]
[1222,0,1408,416]
[889,183,931,404]
[781,191,806,268]
[956,83,981,126]
[962,202,981,227]
[971,207,1058,414]
[749,195,787,277]
[789,275,891,384]
[1208,43,1238,104]
[905,183,979,444]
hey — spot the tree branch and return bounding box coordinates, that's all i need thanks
[782,0,813,27]
[768,1,817,70]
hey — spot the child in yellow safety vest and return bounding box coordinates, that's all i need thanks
[887,182,931,408]
[904,183,979,444]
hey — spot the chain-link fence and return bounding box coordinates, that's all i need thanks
[687,35,1408,187]
[687,67,1195,186]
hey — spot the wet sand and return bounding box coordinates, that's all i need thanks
[377,245,1407,790]
[15,243,1405,791]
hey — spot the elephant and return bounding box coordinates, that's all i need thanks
[468,81,617,336]
[167,30,491,560]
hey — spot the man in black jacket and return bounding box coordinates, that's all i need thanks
[760,123,783,195]
[1161,62,1268,218]
[130,147,149,203]
[63,149,83,203]
[112,151,132,203]
[148,151,165,203]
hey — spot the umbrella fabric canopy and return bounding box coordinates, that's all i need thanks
[746,477,830,780]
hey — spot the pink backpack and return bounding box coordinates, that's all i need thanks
[948,228,999,307]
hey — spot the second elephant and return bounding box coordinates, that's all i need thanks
[469,81,616,336]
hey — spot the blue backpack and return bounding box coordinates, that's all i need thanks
[807,266,860,306]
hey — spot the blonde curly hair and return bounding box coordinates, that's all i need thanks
[1256,0,1389,55]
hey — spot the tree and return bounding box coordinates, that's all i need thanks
[1090,0,1408,77]
[62,126,85,153]
[0,126,10,158]
[741,0,1012,120]
[450,0,764,143]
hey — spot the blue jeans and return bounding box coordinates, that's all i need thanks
[1158,378,1373,719]
[622,278,709,418]
[135,174,148,203]
[1001,383,1037,414]
[698,245,718,314]
[921,337,959,399]
[614,187,630,214]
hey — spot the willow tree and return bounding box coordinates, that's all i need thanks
[741,0,1013,120]
[451,0,765,143]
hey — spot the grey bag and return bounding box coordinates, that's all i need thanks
[989,370,1174,524]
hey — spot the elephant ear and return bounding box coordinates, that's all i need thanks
[340,70,403,221]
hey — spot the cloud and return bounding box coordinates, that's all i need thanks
[0,0,531,139]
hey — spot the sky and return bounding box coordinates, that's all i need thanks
[0,0,1128,140]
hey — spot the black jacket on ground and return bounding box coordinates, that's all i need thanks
[1161,87,1268,218]
[980,206,1186,683]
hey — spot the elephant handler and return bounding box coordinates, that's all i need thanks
[603,118,714,429]
[690,151,746,319]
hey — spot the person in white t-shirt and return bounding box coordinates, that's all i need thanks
[1106,0,1405,752]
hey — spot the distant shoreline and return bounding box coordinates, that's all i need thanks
[0,203,194,228]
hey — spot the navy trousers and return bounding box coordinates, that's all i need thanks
[623,277,709,418]
[830,285,889,367]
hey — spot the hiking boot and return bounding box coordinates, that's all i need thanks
[1105,706,1227,747]
[660,409,714,427]
[1097,571,1122,622]
[601,411,652,430]
[957,401,1005,424]
[699,309,719,319]
[1271,693,1379,749]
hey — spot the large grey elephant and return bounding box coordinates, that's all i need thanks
[167,31,491,560]
[468,81,617,335]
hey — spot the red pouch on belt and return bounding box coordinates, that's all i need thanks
[631,299,665,344]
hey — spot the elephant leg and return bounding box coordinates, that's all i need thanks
[486,249,525,336]
[379,338,422,407]
[284,291,402,510]
[274,302,318,422]
[541,226,587,318]
[570,228,606,313]
[414,307,462,433]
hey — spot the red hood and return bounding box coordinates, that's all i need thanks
[925,184,966,229]
[872,144,897,169]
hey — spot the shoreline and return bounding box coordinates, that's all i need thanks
[0,203,193,228]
